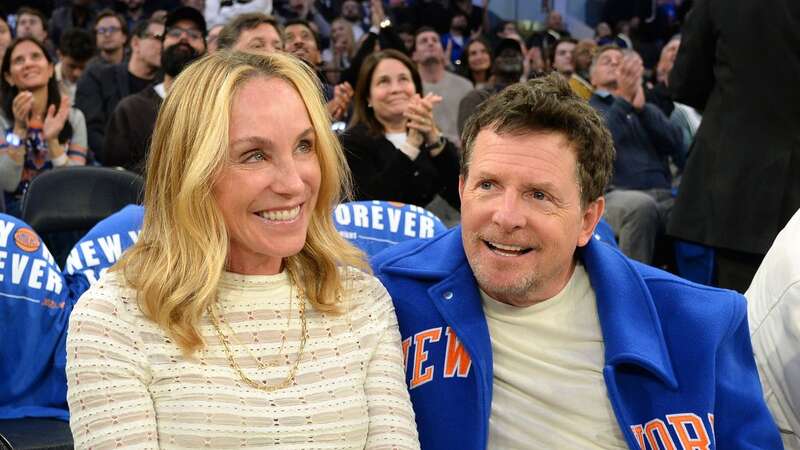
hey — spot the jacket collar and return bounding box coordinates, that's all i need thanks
[580,239,678,389]
[380,226,678,389]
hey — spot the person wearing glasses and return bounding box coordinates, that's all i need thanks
[74,18,164,162]
[104,6,207,174]
[93,9,129,65]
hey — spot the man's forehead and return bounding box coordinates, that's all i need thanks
[98,16,122,26]
[253,23,279,35]
[173,19,200,31]
[19,13,42,23]
[556,42,575,52]
[286,24,312,37]
[417,31,439,43]
[598,49,622,61]
[471,128,574,164]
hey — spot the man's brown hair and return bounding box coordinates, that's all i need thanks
[460,72,615,206]
[216,13,282,50]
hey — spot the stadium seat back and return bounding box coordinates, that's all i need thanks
[20,167,144,267]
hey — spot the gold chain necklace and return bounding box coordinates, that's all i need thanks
[207,283,308,392]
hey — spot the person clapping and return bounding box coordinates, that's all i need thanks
[0,37,87,217]
[341,49,460,210]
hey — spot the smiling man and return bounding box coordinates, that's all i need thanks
[373,73,781,450]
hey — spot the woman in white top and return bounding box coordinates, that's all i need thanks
[66,51,419,449]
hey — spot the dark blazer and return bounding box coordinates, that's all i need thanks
[103,85,162,176]
[74,63,134,163]
[667,0,800,255]
[339,124,461,209]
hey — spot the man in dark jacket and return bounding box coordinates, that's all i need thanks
[74,18,163,162]
[589,45,683,264]
[103,7,206,174]
[667,0,800,292]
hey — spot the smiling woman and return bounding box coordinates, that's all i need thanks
[0,37,88,217]
[65,51,420,449]
[341,49,461,210]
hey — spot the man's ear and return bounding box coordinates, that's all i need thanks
[458,174,465,203]
[577,196,605,247]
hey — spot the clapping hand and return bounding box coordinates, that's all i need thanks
[12,91,34,130]
[42,95,71,142]
[370,0,385,27]
[617,52,645,108]
[405,93,442,149]
[327,82,353,121]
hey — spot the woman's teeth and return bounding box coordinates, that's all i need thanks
[258,206,300,221]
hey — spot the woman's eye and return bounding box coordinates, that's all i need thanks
[245,151,265,162]
[296,140,313,153]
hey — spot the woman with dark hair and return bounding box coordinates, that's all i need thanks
[460,37,492,87]
[0,16,11,63]
[0,37,87,216]
[341,49,460,209]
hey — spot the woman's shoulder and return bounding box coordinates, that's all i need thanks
[68,107,86,126]
[71,269,146,325]
[342,123,383,144]
[339,266,394,315]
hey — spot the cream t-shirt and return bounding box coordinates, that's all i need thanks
[481,262,628,449]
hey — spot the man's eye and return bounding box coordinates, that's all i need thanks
[479,181,493,190]
[532,191,546,200]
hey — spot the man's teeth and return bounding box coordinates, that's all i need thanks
[258,206,300,221]
[490,242,525,251]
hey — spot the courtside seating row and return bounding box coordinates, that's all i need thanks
[0,166,619,448]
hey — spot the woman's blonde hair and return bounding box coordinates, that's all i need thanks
[114,51,368,355]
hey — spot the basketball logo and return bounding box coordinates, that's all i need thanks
[14,228,41,253]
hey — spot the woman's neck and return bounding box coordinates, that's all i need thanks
[379,116,406,134]
[474,70,489,84]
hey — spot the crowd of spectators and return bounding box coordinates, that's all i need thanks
[0,0,785,289]
[2,0,800,447]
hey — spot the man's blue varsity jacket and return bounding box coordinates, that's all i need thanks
[372,226,782,449]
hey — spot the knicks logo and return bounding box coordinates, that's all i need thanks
[14,228,40,253]
[402,326,473,389]
[631,413,715,449]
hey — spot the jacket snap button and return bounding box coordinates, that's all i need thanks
[443,291,454,300]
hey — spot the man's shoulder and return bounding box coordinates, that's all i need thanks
[372,227,464,279]
[115,86,161,113]
[462,86,493,103]
[586,240,745,322]
[443,71,474,91]
[638,262,747,332]
[78,62,126,93]
[86,61,126,79]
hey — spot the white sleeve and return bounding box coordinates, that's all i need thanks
[0,153,23,192]
[363,282,420,450]
[66,284,160,449]
[747,209,800,448]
